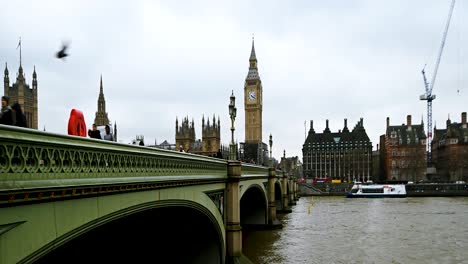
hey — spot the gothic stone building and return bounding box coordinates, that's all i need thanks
[240,38,268,165]
[302,118,372,182]
[279,151,303,179]
[93,76,117,141]
[175,115,221,157]
[379,115,427,182]
[432,112,468,182]
[4,62,38,129]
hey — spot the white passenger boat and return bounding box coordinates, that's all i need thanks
[346,184,406,198]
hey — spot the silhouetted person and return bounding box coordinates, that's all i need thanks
[216,149,223,159]
[103,125,114,141]
[0,96,15,126]
[56,41,69,60]
[88,123,101,139]
[12,103,27,128]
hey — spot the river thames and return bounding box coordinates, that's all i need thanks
[243,197,468,264]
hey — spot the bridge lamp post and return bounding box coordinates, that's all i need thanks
[229,91,237,160]
[269,133,273,167]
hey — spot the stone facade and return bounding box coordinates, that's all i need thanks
[279,151,303,179]
[302,118,373,182]
[175,116,221,157]
[3,63,38,129]
[94,76,110,126]
[93,76,117,141]
[244,39,263,144]
[380,115,427,182]
[241,39,270,165]
[432,112,468,182]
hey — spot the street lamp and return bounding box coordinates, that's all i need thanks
[269,133,273,167]
[229,90,237,160]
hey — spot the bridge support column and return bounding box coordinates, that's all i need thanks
[279,171,292,213]
[294,179,300,200]
[268,168,282,228]
[288,177,296,206]
[226,161,252,263]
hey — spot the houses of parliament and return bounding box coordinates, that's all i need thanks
[174,39,269,164]
[3,59,38,129]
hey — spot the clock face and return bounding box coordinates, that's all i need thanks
[248,90,256,101]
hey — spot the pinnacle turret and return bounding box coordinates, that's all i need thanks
[246,37,260,80]
[249,37,257,61]
[32,66,37,88]
[94,75,110,126]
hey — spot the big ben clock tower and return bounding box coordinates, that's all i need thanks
[244,38,263,144]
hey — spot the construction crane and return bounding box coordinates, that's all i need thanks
[420,0,456,166]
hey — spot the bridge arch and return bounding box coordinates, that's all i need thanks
[27,200,224,264]
[239,184,268,226]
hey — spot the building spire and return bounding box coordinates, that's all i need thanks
[246,37,260,80]
[17,37,22,67]
[249,35,257,61]
[94,75,110,126]
[32,65,37,88]
[100,74,103,94]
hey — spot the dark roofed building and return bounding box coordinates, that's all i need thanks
[380,115,427,182]
[432,112,468,182]
[302,118,372,182]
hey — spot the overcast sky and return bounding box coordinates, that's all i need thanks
[1,0,466,160]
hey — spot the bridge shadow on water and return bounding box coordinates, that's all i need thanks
[35,206,222,264]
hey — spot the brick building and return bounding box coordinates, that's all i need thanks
[432,112,468,182]
[380,115,427,182]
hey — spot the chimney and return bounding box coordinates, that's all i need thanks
[462,112,467,128]
[377,144,379,151]
[326,119,329,129]
[407,115,412,131]
[386,117,390,128]
[360,117,364,127]
[310,120,313,130]
[344,118,347,128]
[447,114,451,128]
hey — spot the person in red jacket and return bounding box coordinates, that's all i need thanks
[67,109,87,137]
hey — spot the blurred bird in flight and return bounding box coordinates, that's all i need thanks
[56,41,70,60]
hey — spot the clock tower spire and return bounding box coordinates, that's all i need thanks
[244,37,263,143]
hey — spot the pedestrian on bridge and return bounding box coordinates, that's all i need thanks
[0,96,15,126]
[88,124,102,139]
[12,103,27,128]
[67,109,87,137]
[103,125,114,141]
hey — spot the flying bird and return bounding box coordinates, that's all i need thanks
[56,41,70,60]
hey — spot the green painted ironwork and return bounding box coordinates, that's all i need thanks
[0,125,228,191]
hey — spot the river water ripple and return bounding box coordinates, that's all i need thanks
[243,197,468,264]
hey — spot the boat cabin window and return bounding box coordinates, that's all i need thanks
[351,188,359,193]
[362,188,384,193]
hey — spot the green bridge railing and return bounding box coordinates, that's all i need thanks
[0,125,276,194]
[0,125,229,189]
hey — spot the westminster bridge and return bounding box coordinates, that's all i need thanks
[0,125,298,264]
